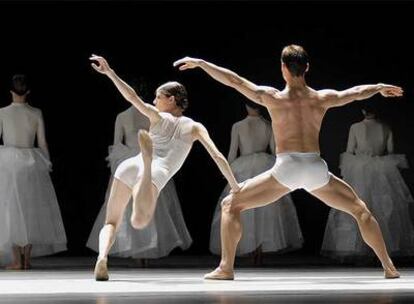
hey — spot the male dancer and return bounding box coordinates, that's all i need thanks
[175,45,403,279]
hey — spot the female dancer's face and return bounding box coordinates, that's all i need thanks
[153,91,175,112]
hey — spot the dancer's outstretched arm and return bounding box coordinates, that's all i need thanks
[174,57,277,106]
[192,123,240,193]
[90,55,161,124]
[319,84,403,108]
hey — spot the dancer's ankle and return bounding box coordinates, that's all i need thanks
[218,262,233,273]
[382,259,396,271]
[97,256,107,262]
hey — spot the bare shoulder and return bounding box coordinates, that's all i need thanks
[258,85,283,105]
[312,87,341,108]
[317,88,339,98]
[259,85,280,97]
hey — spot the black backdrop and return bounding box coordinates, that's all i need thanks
[0,1,413,259]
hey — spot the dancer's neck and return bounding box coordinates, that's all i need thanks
[11,95,27,104]
[285,76,307,89]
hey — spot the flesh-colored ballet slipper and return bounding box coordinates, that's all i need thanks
[94,258,109,281]
[204,267,234,280]
[384,268,400,279]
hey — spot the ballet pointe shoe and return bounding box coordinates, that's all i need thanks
[204,267,234,280]
[94,258,109,281]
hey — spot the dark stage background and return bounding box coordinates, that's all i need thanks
[0,1,413,260]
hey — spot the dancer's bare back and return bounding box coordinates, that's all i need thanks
[259,86,327,153]
[174,57,403,154]
[262,84,403,153]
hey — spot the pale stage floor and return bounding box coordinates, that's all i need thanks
[0,257,413,303]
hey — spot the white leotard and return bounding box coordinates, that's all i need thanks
[114,111,194,190]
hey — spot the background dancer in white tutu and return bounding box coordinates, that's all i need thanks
[322,103,414,261]
[209,101,303,264]
[0,75,67,270]
[86,98,192,266]
[175,44,403,279]
[90,55,240,281]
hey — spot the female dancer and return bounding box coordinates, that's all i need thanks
[90,55,239,280]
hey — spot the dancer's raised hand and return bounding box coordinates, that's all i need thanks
[90,54,113,75]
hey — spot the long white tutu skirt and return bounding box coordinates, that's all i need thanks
[86,144,192,259]
[209,153,303,256]
[321,153,414,259]
[0,146,67,265]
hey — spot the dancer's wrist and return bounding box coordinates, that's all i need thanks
[198,60,207,69]
[106,69,116,78]
[377,83,385,91]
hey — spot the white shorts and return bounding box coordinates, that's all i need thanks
[271,152,331,192]
[114,154,168,191]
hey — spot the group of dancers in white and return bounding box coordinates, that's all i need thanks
[0,45,413,280]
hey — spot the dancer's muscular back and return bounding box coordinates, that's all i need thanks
[265,82,403,153]
[174,56,402,154]
[261,85,326,153]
